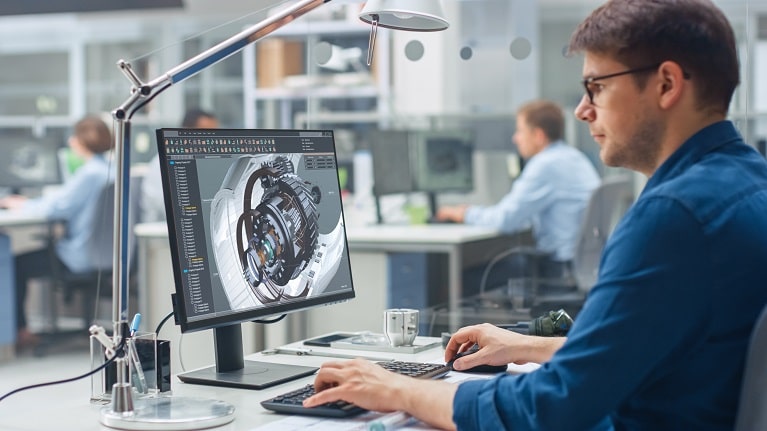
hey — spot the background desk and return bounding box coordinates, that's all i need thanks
[0,210,49,360]
[134,222,529,359]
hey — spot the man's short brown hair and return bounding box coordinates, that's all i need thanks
[517,100,565,143]
[568,0,739,115]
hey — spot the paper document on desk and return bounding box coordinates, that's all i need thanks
[250,411,434,430]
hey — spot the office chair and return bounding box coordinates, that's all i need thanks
[734,302,767,431]
[531,175,634,315]
[478,175,635,318]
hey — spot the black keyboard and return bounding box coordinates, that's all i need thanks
[261,361,452,418]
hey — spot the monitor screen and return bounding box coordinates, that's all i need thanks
[370,129,474,196]
[412,131,474,194]
[156,128,355,389]
[0,135,62,190]
[370,130,413,196]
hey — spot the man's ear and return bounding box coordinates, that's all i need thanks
[533,127,548,146]
[657,61,686,109]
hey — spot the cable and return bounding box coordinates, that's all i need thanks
[253,314,287,324]
[178,332,186,372]
[154,310,175,336]
[0,336,126,403]
[479,247,526,295]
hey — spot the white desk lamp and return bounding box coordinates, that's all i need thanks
[92,0,449,429]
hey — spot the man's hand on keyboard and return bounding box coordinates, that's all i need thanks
[303,358,407,413]
[303,358,459,431]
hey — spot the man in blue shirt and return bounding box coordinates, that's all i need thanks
[436,100,600,265]
[0,115,114,350]
[304,1,767,430]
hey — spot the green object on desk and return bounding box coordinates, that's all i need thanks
[404,204,429,225]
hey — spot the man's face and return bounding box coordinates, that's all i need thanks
[513,114,540,159]
[574,52,665,175]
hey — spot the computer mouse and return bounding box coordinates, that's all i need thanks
[446,346,509,374]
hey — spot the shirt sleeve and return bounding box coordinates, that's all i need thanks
[463,157,553,233]
[22,161,107,221]
[452,196,712,431]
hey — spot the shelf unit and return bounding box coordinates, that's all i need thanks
[242,19,391,130]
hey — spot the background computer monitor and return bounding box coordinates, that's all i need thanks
[156,128,355,389]
[0,135,62,192]
[412,131,474,194]
[369,129,474,221]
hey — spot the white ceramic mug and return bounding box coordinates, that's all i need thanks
[383,308,419,347]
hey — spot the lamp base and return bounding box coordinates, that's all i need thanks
[100,395,235,430]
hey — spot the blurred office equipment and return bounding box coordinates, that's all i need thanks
[370,129,474,223]
[0,136,62,195]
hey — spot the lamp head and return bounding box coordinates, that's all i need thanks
[359,0,449,31]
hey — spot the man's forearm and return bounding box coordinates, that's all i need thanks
[525,336,567,364]
[399,379,458,430]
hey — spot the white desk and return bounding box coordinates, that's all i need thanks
[0,335,538,431]
[0,210,47,228]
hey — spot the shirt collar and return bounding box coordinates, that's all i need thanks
[645,120,743,190]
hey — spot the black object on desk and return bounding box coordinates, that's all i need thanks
[426,216,457,224]
[446,344,508,374]
[303,332,356,347]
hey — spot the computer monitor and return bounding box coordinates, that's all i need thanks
[370,129,474,220]
[412,131,474,194]
[0,135,62,192]
[156,128,355,390]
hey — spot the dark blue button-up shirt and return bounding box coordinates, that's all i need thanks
[453,121,767,431]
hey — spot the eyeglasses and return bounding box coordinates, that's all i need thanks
[581,63,662,105]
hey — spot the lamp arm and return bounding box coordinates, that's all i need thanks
[106,0,332,414]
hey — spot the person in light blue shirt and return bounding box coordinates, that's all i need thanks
[0,115,114,350]
[436,100,600,264]
[303,1,767,430]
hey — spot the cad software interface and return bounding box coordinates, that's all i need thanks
[157,128,354,329]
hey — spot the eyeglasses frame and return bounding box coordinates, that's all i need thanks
[581,63,691,105]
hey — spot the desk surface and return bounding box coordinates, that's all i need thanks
[0,209,47,227]
[0,336,536,431]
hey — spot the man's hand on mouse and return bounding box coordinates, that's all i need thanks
[445,323,564,370]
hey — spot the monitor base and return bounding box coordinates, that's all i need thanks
[178,360,318,390]
[100,395,235,431]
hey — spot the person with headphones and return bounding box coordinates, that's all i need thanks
[0,115,114,351]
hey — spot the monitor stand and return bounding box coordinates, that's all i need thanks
[427,192,438,220]
[177,324,318,390]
